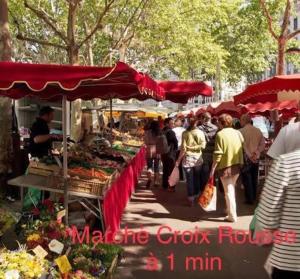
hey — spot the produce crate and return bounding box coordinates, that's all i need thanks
[28,161,60,177]
[46,173,115,197]
[69,177,109,196]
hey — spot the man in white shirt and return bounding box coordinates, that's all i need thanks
[240,114,265,204]
[173,118,185,180]
[267,121,300,159]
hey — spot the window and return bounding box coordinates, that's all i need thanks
[294,17,298,30]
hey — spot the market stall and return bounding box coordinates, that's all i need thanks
[0,61,164,232]
[159,80,212,103]
[240,100,299,119]
[213,100,241,118]
[233,75,300,179]
[234,74,300,104]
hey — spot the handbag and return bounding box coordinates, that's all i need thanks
[168,166,179,187]
[198,177,217,212]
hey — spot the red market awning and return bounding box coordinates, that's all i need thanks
[241,100,299,116]
[214,101,241,118]
[234,74,300,105]
[0,61,164,101]
[206,103,218,114]
[158,81,212,103]
[196,106,207,116]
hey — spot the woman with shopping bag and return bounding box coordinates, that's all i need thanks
[209,114,244,222]
[176,118,206,206]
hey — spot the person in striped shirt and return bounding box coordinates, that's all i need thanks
[256,149,300,279]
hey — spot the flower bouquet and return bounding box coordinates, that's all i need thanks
[68,243,123,278]
[0,208,15,237]
[25,220,71,261]
[15,199,64,237]
[0,247,50,279]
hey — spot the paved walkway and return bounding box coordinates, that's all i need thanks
[115,174,271,279]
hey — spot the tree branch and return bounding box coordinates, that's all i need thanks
[16,34,67,49]
[281,0,291,36]
[111,0,148,51]
[24,0,68,43]
[287,28,300,39]
[111,0,130,33]
[101,0,148,66]
[78,0,116,48]
[259,0,279,39]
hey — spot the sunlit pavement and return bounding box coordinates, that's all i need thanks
[115,174,270,279]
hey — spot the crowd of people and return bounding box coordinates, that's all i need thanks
[144,112,264,219]
[144,112,300,221]
[144,111,300,278]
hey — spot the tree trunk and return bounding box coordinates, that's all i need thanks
[0,0,12,176]
[277,36,286,75]
[84,22,94,66]
[67,1,82,142]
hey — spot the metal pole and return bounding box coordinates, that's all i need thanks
[110,98,113,142]
[62,95,69,225]
[109,52,113,142]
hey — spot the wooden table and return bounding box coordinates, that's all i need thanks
[8,174,105,230]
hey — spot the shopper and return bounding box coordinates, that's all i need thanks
[144,121,161,188]
[267,121,300,159]
[239,114,265,205]
[256,149,300,279]
[162,118,178,190]
[210,114,244,222]
[177,118,206,205]
[173,118,185,180]
[198,112,218,192]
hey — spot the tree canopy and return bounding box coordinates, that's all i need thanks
[8,0,298,84]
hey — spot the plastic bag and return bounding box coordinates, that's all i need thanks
[198,177,217,212]
[23,168,41,210]
[168,166,179,187]
[250,208,273,246]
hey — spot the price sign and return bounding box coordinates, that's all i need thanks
[32,245,48,259]
[55,255,72,274]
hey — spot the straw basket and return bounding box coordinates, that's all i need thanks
[46,171,117,197]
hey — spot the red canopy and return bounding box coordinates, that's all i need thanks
[206,104,217,114]
[196,107,207,116]
[158,81,212,103]
[214,101,241,118]
[0,61,164,101]
[241,100,299,116]
[234,74,300,105]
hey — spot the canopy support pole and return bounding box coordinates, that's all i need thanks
[62,95,69,225]
[110,98,113,142]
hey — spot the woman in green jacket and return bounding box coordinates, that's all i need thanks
[210,114,244,222]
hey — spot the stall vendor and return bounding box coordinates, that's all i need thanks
[29,106,61,158]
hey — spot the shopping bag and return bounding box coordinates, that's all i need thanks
[23,167,41,210]
[249,208,257,239]
[23,188,41,210]
[168,166,179,187]
[249,208,273,246]
[198,177,217,212]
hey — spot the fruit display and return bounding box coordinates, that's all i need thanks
[25,133,143,197]
[123,139,143,147]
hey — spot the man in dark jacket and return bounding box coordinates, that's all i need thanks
[162,118,178,190]
[29,106,61,158]
[198,112,218,191]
